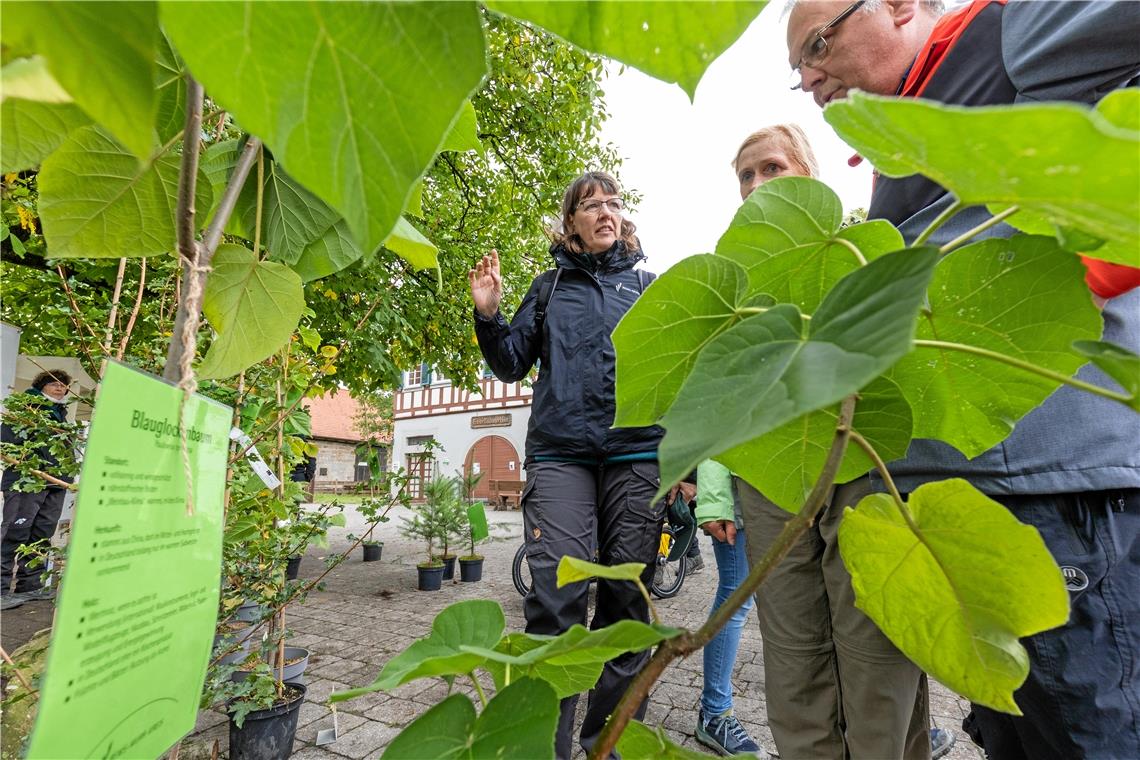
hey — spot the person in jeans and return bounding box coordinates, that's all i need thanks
[1,370,74,610]
[470,171,668,759]
[786,1,1140,756]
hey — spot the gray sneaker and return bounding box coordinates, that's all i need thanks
[931,728,956,759]
[696,709,767,758]
[687,554,705,574]
[1,593,25,610]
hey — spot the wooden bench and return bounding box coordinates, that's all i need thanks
[488,479,525,510]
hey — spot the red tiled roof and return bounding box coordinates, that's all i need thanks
[305,390,391,444]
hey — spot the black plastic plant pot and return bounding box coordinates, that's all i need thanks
[228,681,306,760]
[285,556,302,580]
[417,565,445,591]
[362,542,383,562]
[440,555,457,581]
[459,557,484,583]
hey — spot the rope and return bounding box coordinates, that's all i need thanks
[176,251,211,516]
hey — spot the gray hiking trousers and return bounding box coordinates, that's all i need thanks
[521,460,666,759]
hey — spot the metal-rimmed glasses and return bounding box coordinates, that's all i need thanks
[576,197,625,215]
[788,0,866,90]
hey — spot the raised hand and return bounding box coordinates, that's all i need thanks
[468,249,503,319]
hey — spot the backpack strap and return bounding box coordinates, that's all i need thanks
[636,269,656,293]
[534,267,563,329]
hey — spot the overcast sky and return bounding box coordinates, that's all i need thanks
[599,3,874,273]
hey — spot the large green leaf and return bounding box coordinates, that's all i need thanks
[291,220,366,283]
[479,632,604,699]
[825,92,1140,265]
[617,721,719,760]
[718,375,913,513]
[381,678,559,760]
[440,100,482,154]
[154,33,187,144]
[160,1,487,259]
[658,248,939,488]
[839,479,1069,713]
[384,217,439,271]
[232,159,341,265]
[0,56,73,103]
[613,254,755,427]
[38,125,211,258]
[1072,340,1140,411]
[198,245,305,379]
[557,556,645,586]
[3,1,159,160]
[1,57,92,172]
[330,600,505,702]
[894,236,1102,458]
[487,1,766,99]
[716,177,903,312]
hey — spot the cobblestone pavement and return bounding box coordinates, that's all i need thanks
[183,502,984,759]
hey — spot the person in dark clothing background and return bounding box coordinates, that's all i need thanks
[469,171,673,759]
[787,1,1140,757]
[1,370,75,610]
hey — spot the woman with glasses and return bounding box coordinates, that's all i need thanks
[469,171,668,759]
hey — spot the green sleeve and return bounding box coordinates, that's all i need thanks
[695,460,734,525]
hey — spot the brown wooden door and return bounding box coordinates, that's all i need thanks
[463,435,520,500]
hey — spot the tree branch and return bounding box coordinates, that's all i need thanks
[116,258,147,360]
[589,395,859,760]
[101,258,127,357]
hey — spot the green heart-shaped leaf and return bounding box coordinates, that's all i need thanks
[487,1,766,99]
[330,599,505,701]
[895,235,1102,458]
[380,678,559,760]
[658,247,938,488]
[716,177,903,313]
[161,1,487,259]
[557,556,645,586]
[198,245,304,379]
[825,92,1140,265]
[38,125,211,258]
[839,479,1069,713]
[617,721,720,759]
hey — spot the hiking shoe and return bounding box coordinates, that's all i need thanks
[687,554,705,574]
[1,593,24,610]
[696,709,767,757]
[19,587,55,602]
[931,727,956,759]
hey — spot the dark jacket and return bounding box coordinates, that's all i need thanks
[474,241,664,462]
[1,388,73,491]
[868,0,1140,495]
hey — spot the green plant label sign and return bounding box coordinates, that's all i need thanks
[468,502,488,544]
[28,361,230,760]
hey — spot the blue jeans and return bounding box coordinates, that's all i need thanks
[701,529,754,716]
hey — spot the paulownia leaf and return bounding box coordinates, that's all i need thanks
[839,479,1069,713]
[1,99,89,174]
[384,217,439,271]
[329,600,505,701]
[154,33,187,144]
[4,1,159,160]
[658,248,938,489]
[617,721,719,759]
[232,159,343,266]
[161,1,487,262]
[613,254,756,427]
[825,92,1140,266]
[380,678,558,760]
[716,177,903,312]
[479,632,603,699]
[38,125,211,258]
[198,245,305,379]
[0,56,73,103]
[719,375,913,513]
[557,556,645,586]
[1072,340,1140,410]
[291,220,366,283]
[894,236,1102,458]
[487,1,766,99]
[440,100,482,154]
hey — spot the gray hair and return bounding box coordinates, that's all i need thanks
[783,0,946,21]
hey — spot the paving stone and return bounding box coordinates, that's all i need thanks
[324,721,402,759]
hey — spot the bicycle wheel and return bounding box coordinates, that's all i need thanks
[650,525,687,599]
[512,542,532,597]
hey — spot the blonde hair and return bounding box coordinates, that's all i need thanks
[550,171,641,255]
[732,124,819,179]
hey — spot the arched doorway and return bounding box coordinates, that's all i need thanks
[463,435,521,501]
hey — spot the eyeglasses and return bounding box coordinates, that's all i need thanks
[788,0,866,90]
[576,197,625,215]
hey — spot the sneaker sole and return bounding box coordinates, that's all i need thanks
[695,726,733,757]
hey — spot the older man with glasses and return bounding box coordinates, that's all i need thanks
[785,1,1140,759]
